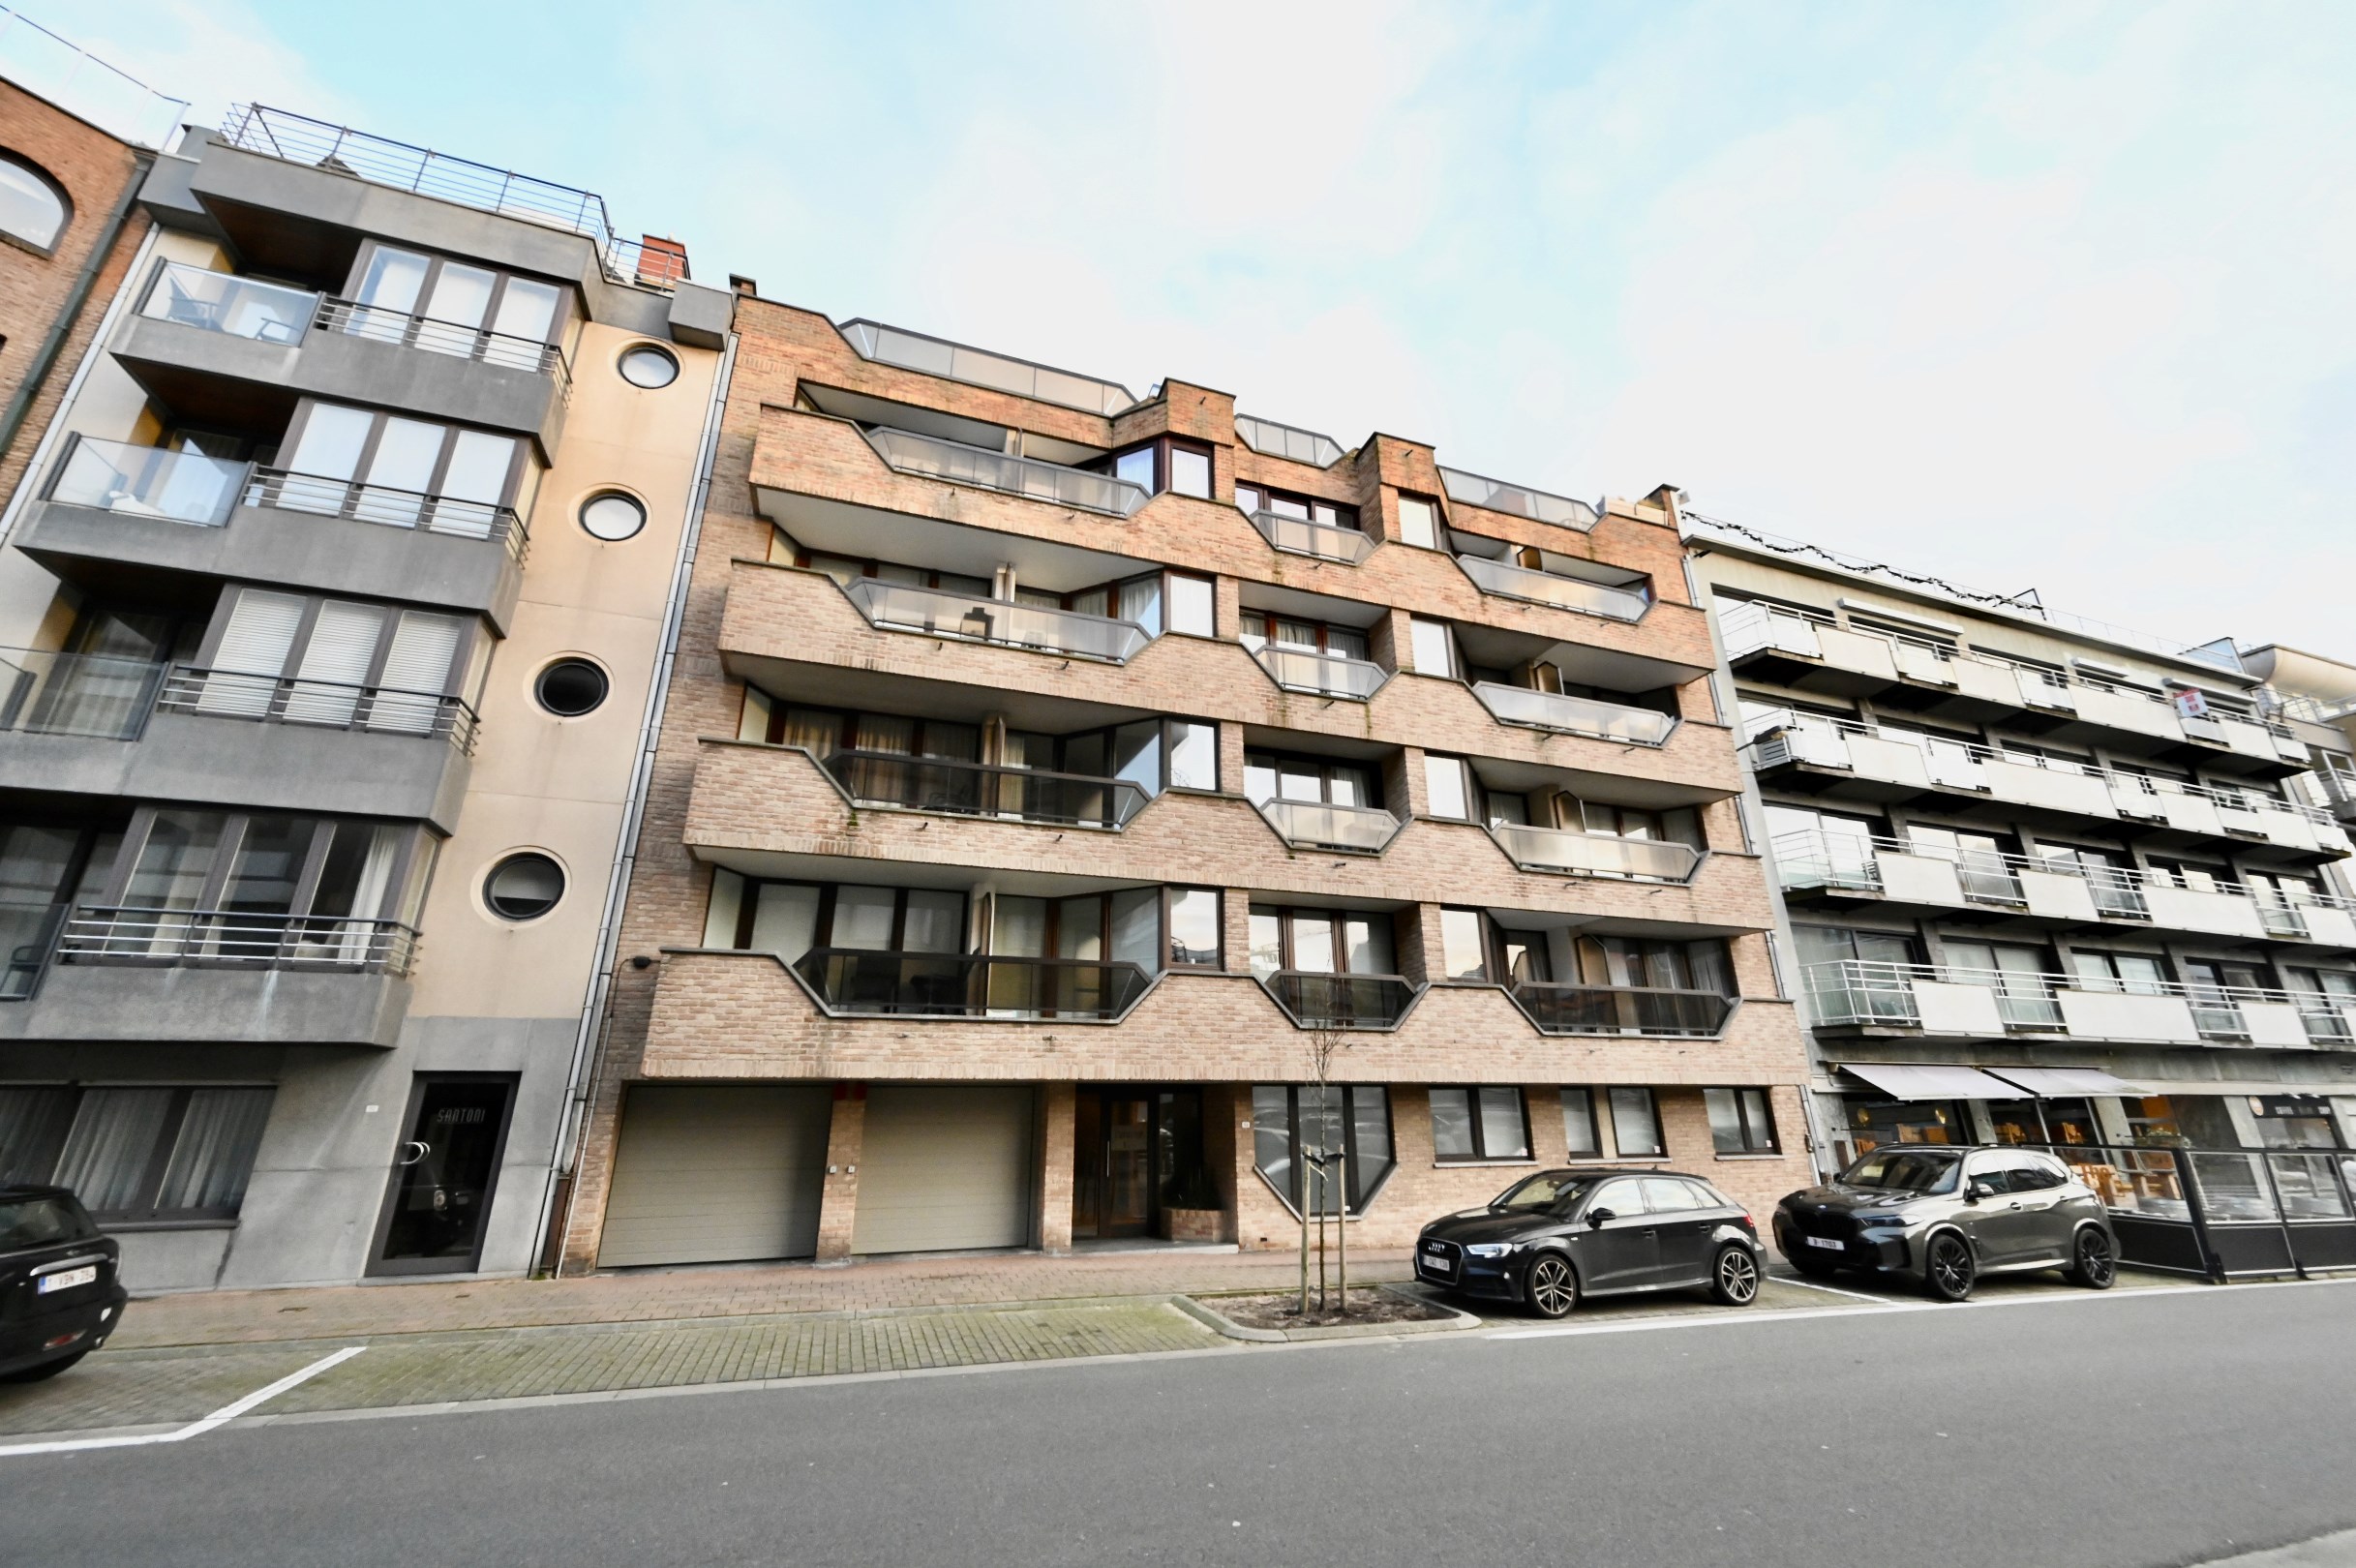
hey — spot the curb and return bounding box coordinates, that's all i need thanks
[1172,1284,1483,1343]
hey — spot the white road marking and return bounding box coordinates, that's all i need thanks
[0,1345,365,1458]
[1772,1274,1906,1303]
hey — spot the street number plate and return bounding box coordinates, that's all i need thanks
[37,1265,97,1294]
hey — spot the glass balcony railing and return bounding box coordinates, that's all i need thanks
[793,948,1152,1020]
[1246,642,1387,701]
[842,579,1151,664]
[1508,982,1734,1038]
[1489,823,1700,883]
[838,319,1137,415]
[863,426,1148,517]
[59,906,419,974]
[0,899,69,999]
[45,435,247,526]
[1245,508,1374,564]
[1255,798,1403,854]
[246,469,528,559]
[1437,467,1599,528]
[1260,971,1418,1030]
[158,666,479,751]
[1232,415,1344,467]
[820,750,1149,829]
[138,261,317,346]
[1456,555,1649,620]
[1470,681,1676,745]
[0,646,166,739]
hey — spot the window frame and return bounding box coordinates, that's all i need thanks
[1107,435,1215,499]
[1606,1085,1667,1159]
[1163,886,1223,969]
[342,239,577,352]
[0,1083,276,1224]
[732,879,973,956]
[0,151,71,255]
[1247,903,1399,978]
[1393,491,1442,550]
[93,806,433,942]
[1235,480,1360,534]
[1243,747,1383,810]
[1704,1086,1780,1155]
[1238,610,1370,661]
[1250,1083,1397,1216]
[1560,1087,1606,1160]
[1428,1085,1534,1163]
[278,398,538,514]
[195,587,483,709]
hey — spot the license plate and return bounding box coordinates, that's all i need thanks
[1803,1236,1844,1251]
[37,1265,97,1294]
[1421,1257,1453,1274]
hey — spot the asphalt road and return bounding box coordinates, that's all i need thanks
[4,1280,2354,1568]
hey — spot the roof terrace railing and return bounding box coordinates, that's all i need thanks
[1233,415,1344,468]
[1437,467,1598,530]
[838,319,1135,415]
[0,8,187,148]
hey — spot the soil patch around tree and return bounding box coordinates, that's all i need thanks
[1209,1287,1458,1331]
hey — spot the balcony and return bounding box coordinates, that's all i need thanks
[838,319,1136,415]
[820,750,1148,829]
[1489,823,1700,883]
[245,469,526,557]
[1438,467,1599,529]
[1470,681,1676,745]
[843,578,1151,663]
[793,949,1153,1020]
[59,906,418,973]
[1802,960,2356,1050]
[862,426,1146,518]
[1259,971,1419,1030]
[1246,642,1388,701]
[1455,554,1649,621]
[158,666,477,751]
[1254,798,1403,855]
[45,434,246,525]
[1507,982,1735,1038]
[1245,507,1374,564]
[0,646,166,739]
[1232,415,1344,468]
[138,261,317,346]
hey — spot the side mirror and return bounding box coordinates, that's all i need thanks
[1586,1208,1616,1227]
[1966,1180,1996,1203]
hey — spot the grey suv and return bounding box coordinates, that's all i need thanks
[1773,1145,2117,1301]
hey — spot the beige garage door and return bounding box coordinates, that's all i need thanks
[852,1085,1036,1255]
[597,1085,831,1268]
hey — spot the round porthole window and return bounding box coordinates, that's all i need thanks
[579,491,646,542]
[484,853,565,921]
[534,658,610,717]
[618,344,680,389]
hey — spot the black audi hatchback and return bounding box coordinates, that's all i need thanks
[1415,1168,1765,1317]
[1,1185,128,1382]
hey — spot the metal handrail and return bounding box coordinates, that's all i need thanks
[1246,641,1388,700]
[1253,797,1403,854]
[1469,680,1678,745]
[1454,553,1650,621]
[1505,980,1735,1038]
[246,468,528,560]
[841,578,1152,664]
[1244,507,1374,564]
[159,665,479,753]
[792,948,1152,1019]
[861,426,1146,517]
[819,749,1149,829]
[43,434,249,527]
[1489,822,1701,883]
[1259,970,1419,1030]
[315,297,572,393]
[58,904,419,975]
[1801,957,2348,1024]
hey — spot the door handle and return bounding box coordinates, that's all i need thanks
[396,1139,430,1166]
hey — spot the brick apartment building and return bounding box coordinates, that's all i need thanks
[556,297,1818,1272]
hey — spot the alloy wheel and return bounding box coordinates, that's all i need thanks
[1714,1248,1760,1305]
[1527,1255,1577,1318]
[2075,1229,2117,1288]
[1926,1233,1974,1301]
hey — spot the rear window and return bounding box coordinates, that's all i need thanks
[0,1196,97,1251]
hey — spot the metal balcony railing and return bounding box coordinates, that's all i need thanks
[139,260,318,346]
[1232,415,1344,467]
[1470,681,1677,745]
[58,905,419,975]
[1437,467,1598,529]
[159,666,479,752]
[1254,798,1403,854]
[0,646,166,739]
[792,948,1152,1020]
[0,899,69,999]
[246,469,528,559]
[1245,508,1374,564]
[861,426,1146,516]
[1259,971,1418,1030]
[838,319,1136,415]
[1507,981,1734,1038]
[1800,959,2352,1046]
[820,750,1148,829]
[44,435,248,526]
[1488,822,1700,883]
[842,578,1152,663]
[1246,642,1387,701]
[315,297,571,391]
[1455,554,1650,620]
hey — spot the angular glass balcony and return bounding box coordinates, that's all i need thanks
[863,426,1148,517]
[1247,642,1387,701]
[843,578,1151,663]
[59,906,419,975]
[793,948,1151,1020]
[820,750,1148,829]
[139,261,317,347]
[1456,555,1649,621]
[1437,467,1599,528]
[158,667,478,751]
[247,469,529,558]
[1508,982,1734,1038]
[45,436,247,526]
[1255,798,1403,854]
[1245,507,1374,564]
[314,297,570,384]
[839,319,1136,415]
[1232,415,1344,467]
[1260,971,1418,1030]
[1489,823,1699,883]
[0,646,167,739]
[1470,681,1676,745]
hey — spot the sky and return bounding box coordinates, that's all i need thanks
[49,0,2356,660]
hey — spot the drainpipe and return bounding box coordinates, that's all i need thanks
[528,326,739,1278]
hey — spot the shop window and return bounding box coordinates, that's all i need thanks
[1705,1088,1779,1154]
[0,1085,274,1222]
[1430,1087,1530,1161]
[1607,1086,1665,1158]
[1250,1084,1395,1215]
[1842,1098,1967,1159]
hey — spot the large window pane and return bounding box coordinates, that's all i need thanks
[1430,1087,1475,1158]
[1397,496,1439,549]
[1410,618,1455,678]
[749,884,820,962]
[1440,908,1488,980]
[1342,916,1393,976]
[900,890,965,954]
[1609,1087,1663,1158]
[1112,722,1163,796]
[1477,1087,1529,1158]
[1425,754,1469,819]
[154,1088,273,1213]
[1110,887,1160,971]
[830,886,897,950]
[1167,722,1216,790]
[1561,1088,1601,1157]
[53,1088,176,1213]
[1167,574,1215,637]
[1116,576,1163,636]
[1252,1085,1292,1201]
[286,403,374,489]
[1248,912,1283,976]
[1290,916,1337,974]
[128,811,227,910]
[1167,888,1220,967]
[1168,446,1210,498]
[0,1086,77,1184]
[1347,1087,1394,1207]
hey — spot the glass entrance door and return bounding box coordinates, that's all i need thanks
[1074,1090,1153,1239]
[368,1074,516,1276]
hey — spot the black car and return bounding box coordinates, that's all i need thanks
[1,1185,128,1383]
[1415,1168,1765,1317]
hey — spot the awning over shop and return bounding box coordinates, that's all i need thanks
[1983,1068,2153,1099]
[1837,1064,2020,1101]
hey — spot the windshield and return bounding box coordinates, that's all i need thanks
[1838,1149,1962,1193]
[1495,1173,1594,1212]
[0,1195,96,1251]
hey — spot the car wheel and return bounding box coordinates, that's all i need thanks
[1525,1253,1578,1319]
[2067,1226,2117,1290]
[1923,1231,1975,1302]
[1709,1245,1761,1306]
[0,1350,87,1384]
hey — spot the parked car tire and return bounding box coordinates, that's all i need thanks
[2067,1226,2117,1290]
[1525,1252,1579,1319]
[0,1349,86,1384]
[1923,1231,1976,1302]
[1709,1245,1761,1306]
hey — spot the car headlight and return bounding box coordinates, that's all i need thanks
[1855,1212,1912,1227]
[1464,1242,1522,1258]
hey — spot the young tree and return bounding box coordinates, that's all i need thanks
[1299,1020,1348,1314]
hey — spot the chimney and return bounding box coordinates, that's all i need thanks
[635,234,689,287]
[729,274,759,296]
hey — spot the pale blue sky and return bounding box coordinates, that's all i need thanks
[65,0,2356,658]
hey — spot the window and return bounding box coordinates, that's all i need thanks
[1251,1084,1395,1215]
[0,154,68,251]
[1439,908,1489,980]
[1429,1087,1531,1161]
[196,588,478,735]
[1236,482,1358,533]
[752,702,1215,799]
[533,659,609,717]
[1238,611,1369,661]
[1165,887,1223,968]
[1560,1089,1603,1158]
[1244,750,1380,810]
[1571,934,1735,995]
[273,402,537,537]
[580,492,647,542]
[1166,720,1218,790]
[618,344,680,388]
[1247,905,1397,977]
[1608,1086,1665,1158]
[345,243,570,370]
[1705,1087,1779,1154]
[1395,493,1440,550]
[2069,950,2169,995]
[1409,618,1458,678]
[0,1085,274,1222]
[1166,572,1216,636]
[1107,436,1213,498]
[484,853,565,920]
[1423,754,1471,820]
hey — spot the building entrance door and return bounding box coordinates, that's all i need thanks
[1074,1091,1153,1238]
[368,1073,516,1276]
